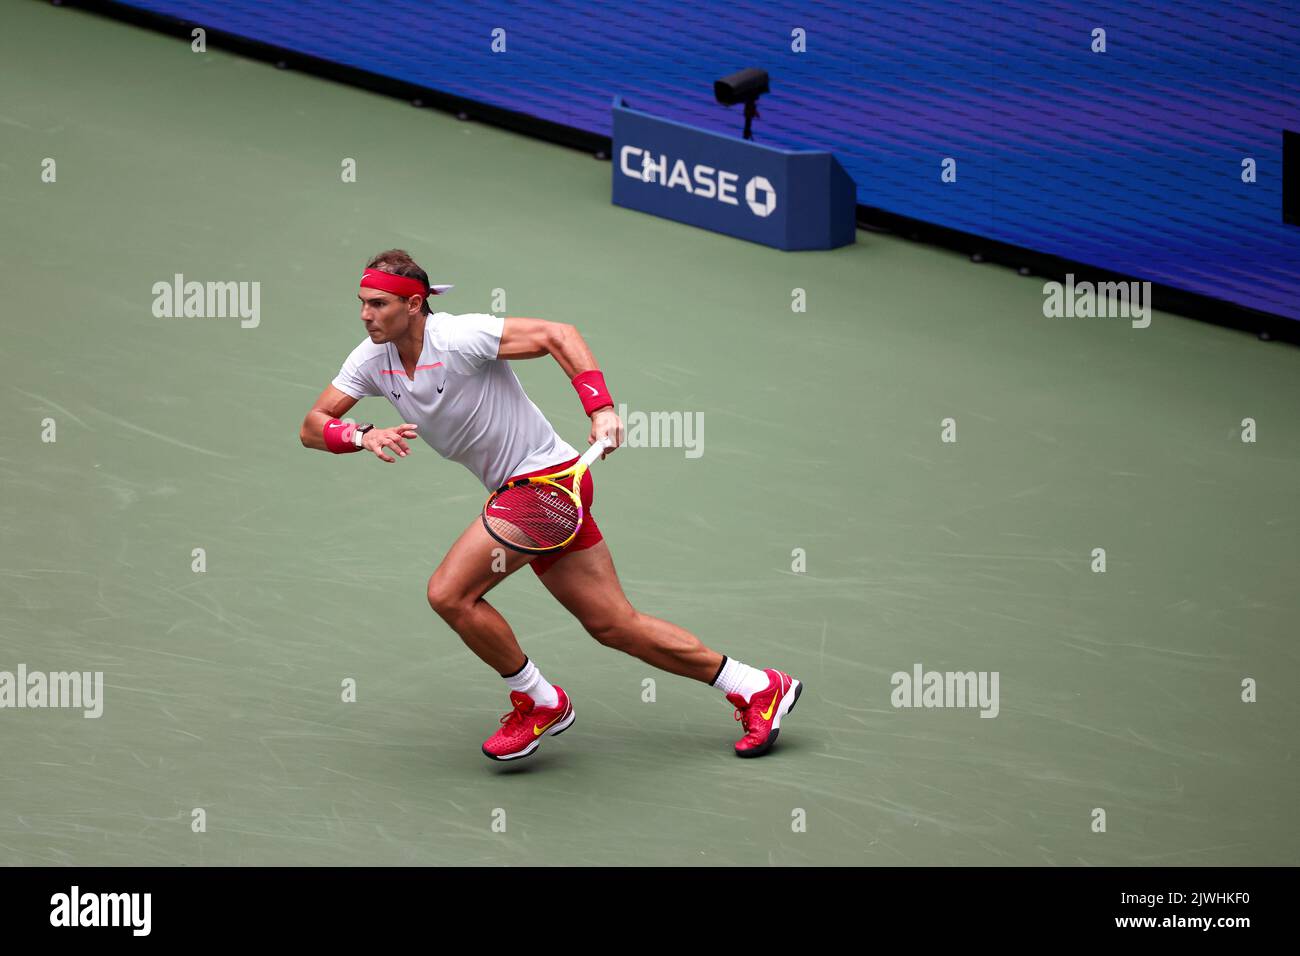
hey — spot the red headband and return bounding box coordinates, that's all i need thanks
[360,269,429,299]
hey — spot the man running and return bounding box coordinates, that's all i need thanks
[299,249,803,760]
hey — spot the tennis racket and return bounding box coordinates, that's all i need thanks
[481,438,613,554]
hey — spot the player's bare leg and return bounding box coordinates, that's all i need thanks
[539,539,802,756]
[431,518,579,760]
[426,518,535,674]
[536,540,723,682]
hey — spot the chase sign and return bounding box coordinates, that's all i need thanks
[611,96,856,250]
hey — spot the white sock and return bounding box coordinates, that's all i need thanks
[712,657,770,702]
[503,657,559,709]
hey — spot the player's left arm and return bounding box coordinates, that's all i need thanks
[498,317,624,453]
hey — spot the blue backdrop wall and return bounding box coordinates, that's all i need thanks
[110,0,1300,321]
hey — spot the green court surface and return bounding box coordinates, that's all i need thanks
[1,2,1297,866]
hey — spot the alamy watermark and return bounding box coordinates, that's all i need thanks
[0,665,104,718]
[1042,274,1151,328]
[616,403,703,458]
[891,663,999,718]
[151,273,260,328]
[50,886,150,935]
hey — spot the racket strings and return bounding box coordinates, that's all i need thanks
[485,481,580,550]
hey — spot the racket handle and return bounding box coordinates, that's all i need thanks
[579,436,613,468]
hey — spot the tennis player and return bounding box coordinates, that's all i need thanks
[300,250,802,760]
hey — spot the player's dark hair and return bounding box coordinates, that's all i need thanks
[366,249,432,315]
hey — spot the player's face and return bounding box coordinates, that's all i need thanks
[358,287,417,343]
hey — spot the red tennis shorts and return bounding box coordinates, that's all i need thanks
[502,454,603,577]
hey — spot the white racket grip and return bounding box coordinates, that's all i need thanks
[578,437,613,468]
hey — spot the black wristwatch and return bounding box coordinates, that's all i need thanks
[353,423,375,448]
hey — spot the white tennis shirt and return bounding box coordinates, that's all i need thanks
[331,312,579,490]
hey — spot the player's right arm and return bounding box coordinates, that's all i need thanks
[298,384,417,461]
[299,384,359,450]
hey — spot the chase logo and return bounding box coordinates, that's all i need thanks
[745,175,776,217]
[620,147,777,218]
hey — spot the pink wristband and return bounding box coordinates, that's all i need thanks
[572,369,613,416]
[323,418,361,454]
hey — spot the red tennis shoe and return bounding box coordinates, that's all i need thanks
[482,687,575,761]
[726,669,802,757]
